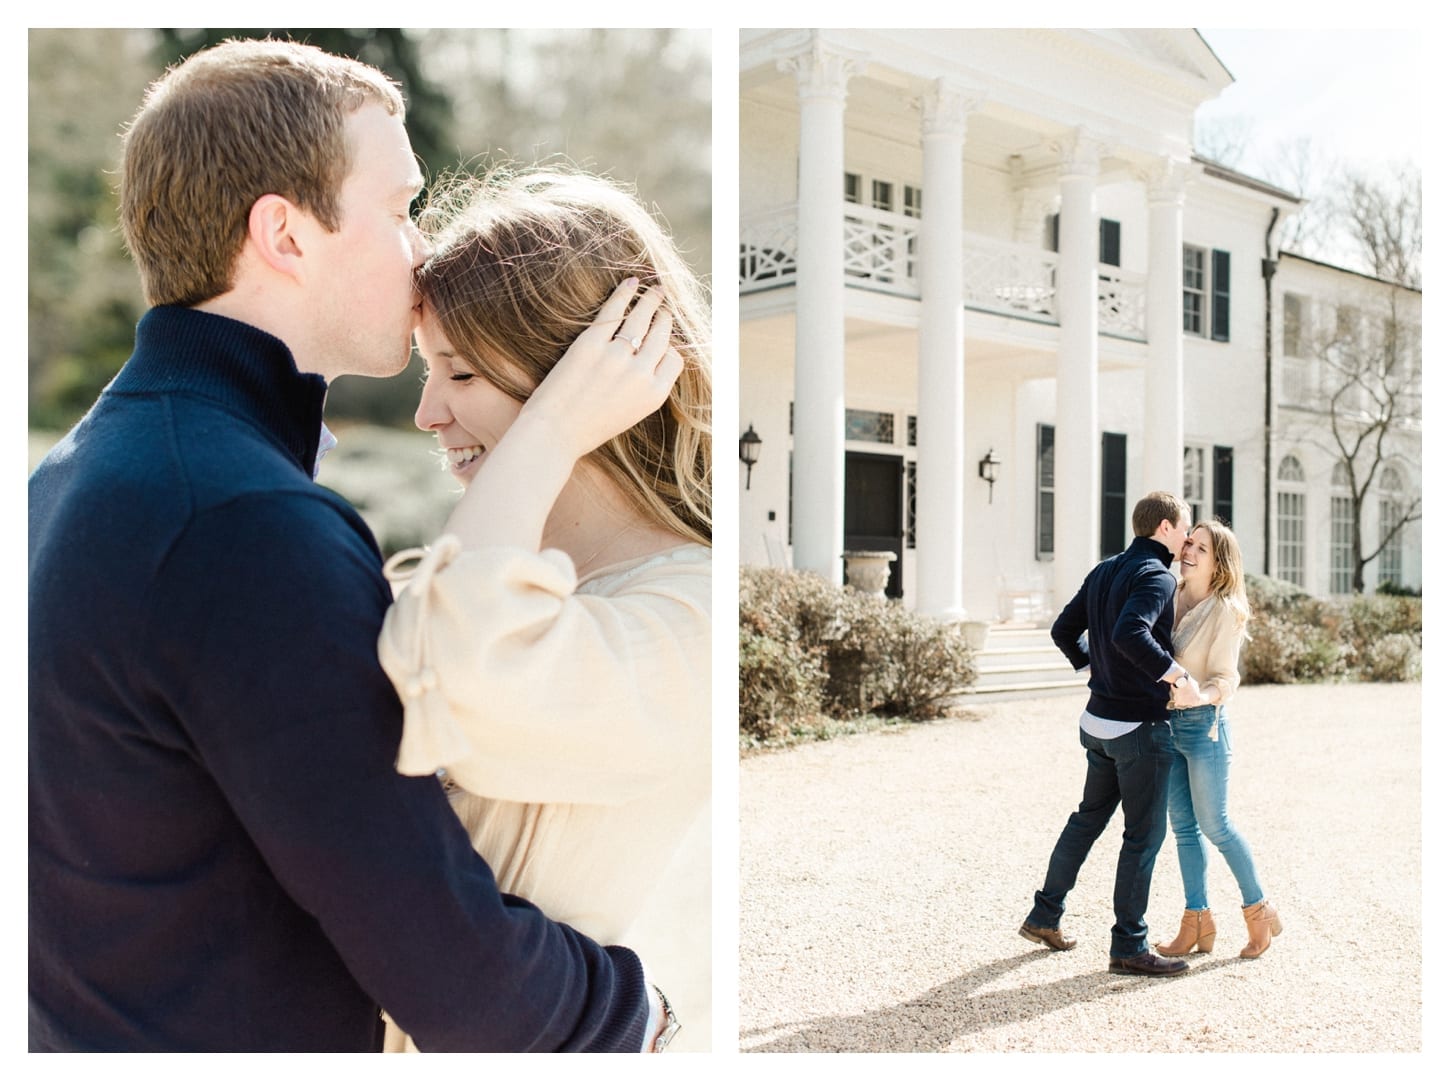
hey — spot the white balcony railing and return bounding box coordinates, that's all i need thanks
[740,204,1149,340]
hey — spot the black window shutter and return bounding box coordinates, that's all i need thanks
[1037,423,1054,557]
[1211,249,1231,341]
[1100,432,1127,558]
[1213,445,1234,525]
[1049,213,1059,253]
[1099,219,1121,267]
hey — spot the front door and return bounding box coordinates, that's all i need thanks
[844,451,904,599]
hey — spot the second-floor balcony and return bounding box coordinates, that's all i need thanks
[741,203,1147,341]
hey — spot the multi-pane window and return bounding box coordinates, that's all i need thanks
[1379,467,1405,588]
[1184,245,1231,340]
[844,172,862,205]
[845,408,895,444]
[1283,292,1306,357]
[1276,455,1306,587]
[1330,463,1355,594]
[1183,446,1207,524]
[1036,424,1055,559]
[871,180,894,213]
[1183,247,1206,335]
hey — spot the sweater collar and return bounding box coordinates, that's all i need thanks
[110,306,328,477]
[1129,534,1174,568]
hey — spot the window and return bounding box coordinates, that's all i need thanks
[1184,245,1230,341]
[1330,462,1355,594]
[844,172,862,205]
[1283,292,1306,357]
[1276,455,1306,587]
[1183,247,1206,335]
[1379,467,1405,588]
[845,408,895,444]
[1183,446,1207,524]
[1101,432,1127,559]
[904,185,922,278]
[1036,423,1055,559]
[870,179,894,213]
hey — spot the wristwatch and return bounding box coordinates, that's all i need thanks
[648,984,681,1052]
[1173,674,1189,688]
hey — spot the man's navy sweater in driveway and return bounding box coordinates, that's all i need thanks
[1050,535,1178,723]
[28,307,649,1051]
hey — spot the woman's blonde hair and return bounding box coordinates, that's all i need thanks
[1189,519,1252,635]
[415,167,711,546]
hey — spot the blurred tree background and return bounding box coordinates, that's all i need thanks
[28,28,712,432]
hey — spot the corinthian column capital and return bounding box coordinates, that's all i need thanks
[778,34,869,103]
[1144,157,1192,206]
[1051,127,1108,179]
[919,79,983,139]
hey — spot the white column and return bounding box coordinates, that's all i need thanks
[779,37,865,581]
[915,80,977,620]
[1144,160,1189,495]
[1052,130,1104,604]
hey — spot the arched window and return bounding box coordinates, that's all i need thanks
[1276,455,1306,587]
[1379,466,1406,588]
[1330,463,1355,594]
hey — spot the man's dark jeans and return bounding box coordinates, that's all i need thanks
[1027,720,1175,958]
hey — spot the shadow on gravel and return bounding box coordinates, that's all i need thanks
[741,947,1234,1052]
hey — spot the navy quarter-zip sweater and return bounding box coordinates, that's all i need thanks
[1050,535,1178,723]
[28,307,648,1051]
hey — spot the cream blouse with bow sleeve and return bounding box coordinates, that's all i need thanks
[1171,591,1245,706]
[377,540,711,944]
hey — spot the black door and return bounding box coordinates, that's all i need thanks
[844,451,904,599]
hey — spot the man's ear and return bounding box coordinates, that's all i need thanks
[245,194,307,281]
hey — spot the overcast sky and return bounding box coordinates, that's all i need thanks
[1194,28,1422,180]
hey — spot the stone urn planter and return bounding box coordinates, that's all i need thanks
[960,620,990,651]
[841,550,897,598]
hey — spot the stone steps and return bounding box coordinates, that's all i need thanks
[959,624,1088,701]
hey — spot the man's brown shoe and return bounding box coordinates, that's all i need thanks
[1108,950,1189,977]
[1019,922,1077,951]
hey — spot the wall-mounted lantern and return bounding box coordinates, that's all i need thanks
[739,424,762,490]
[978,448,1001,503]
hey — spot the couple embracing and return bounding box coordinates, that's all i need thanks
[1020,492,1282,975]
[30,40,709,1051]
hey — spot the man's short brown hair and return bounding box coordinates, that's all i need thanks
[1131,491,1191,538]
[119,39,405,307]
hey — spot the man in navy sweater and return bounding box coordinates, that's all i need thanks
[29,40,669,1051]
[1019,492,1196,976]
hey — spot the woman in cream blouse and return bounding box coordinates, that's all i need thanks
[376,170,711,1051]
[1155,520,1282,961]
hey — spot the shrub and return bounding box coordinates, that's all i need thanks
[739,567,977,734]
[1359,633,1422,682]
[1240,574,1420,684]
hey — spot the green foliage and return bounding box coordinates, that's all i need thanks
[1376,580,1422,597]
[739,567,977,745]
[29,29,710,433]
[1241,574,1421,684]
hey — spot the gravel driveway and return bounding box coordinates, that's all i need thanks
[739,682,1421,1052]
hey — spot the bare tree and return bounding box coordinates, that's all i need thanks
[1287,288,1421,593]
[1334,162,1421,288]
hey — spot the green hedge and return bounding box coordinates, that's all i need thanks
[739,567,976,743]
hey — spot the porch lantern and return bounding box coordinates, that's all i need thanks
[978,448,1001,503]
[739,424,762,490]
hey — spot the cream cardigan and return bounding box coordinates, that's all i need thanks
[1171,589,1245,706]
[376,541,711,1052]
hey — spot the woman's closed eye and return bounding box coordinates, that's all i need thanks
[450,371,475,383]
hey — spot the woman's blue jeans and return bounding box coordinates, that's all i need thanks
[1166,705,1265,911]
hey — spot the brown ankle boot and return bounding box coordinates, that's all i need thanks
[1155,908,1217,956]
[1240,900,1283,958]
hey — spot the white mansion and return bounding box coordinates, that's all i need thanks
[738,28,1422,618]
